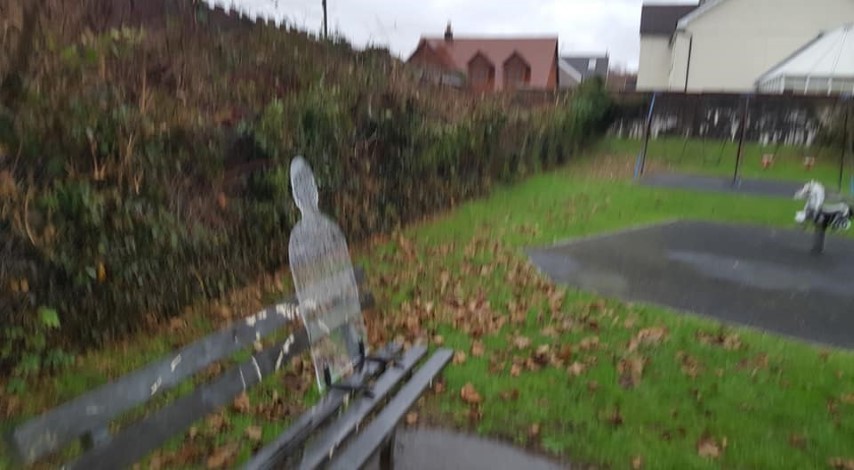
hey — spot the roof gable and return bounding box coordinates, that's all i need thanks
[640,4,699,36]
[757,23,854,83]
[561,55,609,79]
[413,36,558,89]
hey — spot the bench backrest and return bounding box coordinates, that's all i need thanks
[5,272,373,468]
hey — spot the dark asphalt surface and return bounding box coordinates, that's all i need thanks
[529,220,854,349]
[641,173,806,198]
[366,427,568,470]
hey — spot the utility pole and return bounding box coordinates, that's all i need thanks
[322,0,328,38]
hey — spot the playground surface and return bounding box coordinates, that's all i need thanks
[529,220,854,349]
[641,172,806,198]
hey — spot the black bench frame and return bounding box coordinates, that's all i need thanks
[5,268,451,469]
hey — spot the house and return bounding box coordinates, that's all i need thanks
[637,0,854,93]
[558,55,609,89]
[756,24,854,94]
[407,24,559,92]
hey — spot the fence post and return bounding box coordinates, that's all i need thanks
[634,93,657,180]
[733,94,751,186]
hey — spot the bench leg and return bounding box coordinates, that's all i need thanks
[379,432,395,470]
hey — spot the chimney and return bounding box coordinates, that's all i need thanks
[444,22,453,42]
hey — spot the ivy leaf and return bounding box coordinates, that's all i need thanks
[39,307,61,329]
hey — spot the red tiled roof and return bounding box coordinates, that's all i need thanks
[417,37,558,90]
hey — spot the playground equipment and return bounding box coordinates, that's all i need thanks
[794,180,853,254]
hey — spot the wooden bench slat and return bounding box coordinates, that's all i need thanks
[66,329,310,470]
[6,300,298,465]
[6,269,372,465]
[324,348,453,470]
[243,344,424,470]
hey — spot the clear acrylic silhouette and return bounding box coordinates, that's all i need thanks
[288,156,367,391]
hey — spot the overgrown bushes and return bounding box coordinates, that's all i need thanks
[0,3,613,381]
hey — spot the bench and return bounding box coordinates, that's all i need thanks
[5,156,452,469]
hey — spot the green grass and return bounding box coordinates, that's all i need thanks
[3,140,854,469]
[600,137,853,192]
[361,149,854,469]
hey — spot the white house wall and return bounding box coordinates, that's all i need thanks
[637,37,673,90]
[641,0,854,92]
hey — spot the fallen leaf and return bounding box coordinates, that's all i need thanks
[245,425,263,442]
[697,436,722,459]
[510,363,522,377]
[528,423,541,440]
[587,380,600,392]
[841,394,854,405]
[405,411,419,425]
[433,335,445,346]
[618,356,645,389]
[460,383,482,405]
[433,381,446,394]
[568,361,586,377]
[829,458,854,470]
[677,351,702,379]
[233,392,251,413]
[557,344,573,361]
[788,434,806,449]
[500,388,520,401]
[541,326,558,337]
[206,443,238,469]
[471,340,485,357]
[604,407,623,427]
[579,336,600,351]
[631,456,644,469]
[453,351,467,365]
[514,336,532,350]
[628,327,668,352]
[206,413,226,433]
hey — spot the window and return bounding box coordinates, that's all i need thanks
[588,58,597,71]
[503,54,531,90]
[468,54,495,91]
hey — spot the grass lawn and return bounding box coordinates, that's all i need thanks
[605,136,853,193]
[2,140,853,469]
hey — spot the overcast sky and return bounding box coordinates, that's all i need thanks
[211,0,697,71]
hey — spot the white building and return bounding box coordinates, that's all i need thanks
[637,0,854,93]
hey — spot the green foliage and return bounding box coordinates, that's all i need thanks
[0,11,615,375]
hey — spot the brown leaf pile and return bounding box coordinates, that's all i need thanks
[697,330,742,350]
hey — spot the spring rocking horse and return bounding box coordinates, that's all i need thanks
[794,180,853,254]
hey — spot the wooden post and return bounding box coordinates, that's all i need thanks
[733,94,751,186]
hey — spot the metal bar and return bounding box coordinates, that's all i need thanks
[635,93,657,180]
[243,343,412,470]
[67,330,310,470]
[326,349,453,470]
[296,345,430,470]
[734,94,751,186]
[840,101,850,192]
